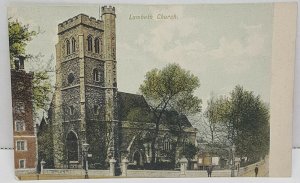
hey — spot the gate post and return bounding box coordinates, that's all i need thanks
[40,160,46,174]
[121,157,129,176]
[180,157,188,175]
[109,158,116,176]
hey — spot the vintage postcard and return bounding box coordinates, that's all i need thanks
[8,3,296,180]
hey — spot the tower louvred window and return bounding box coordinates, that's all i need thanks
[87,35,93,51]
[95,38,100,53]
[71,37,76,53]
[66,39,70,55]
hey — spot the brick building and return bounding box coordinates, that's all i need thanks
[11,59,37,171]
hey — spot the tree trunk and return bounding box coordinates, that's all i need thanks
[150,122,160,165]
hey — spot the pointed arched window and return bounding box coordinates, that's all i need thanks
[183,136,189,151]
[93,105,99,115]
[94,38,100,54]
[93,68,100,82]
[66,39,70,55]
[163,134,171,151]
[71,37,76,53]
[87,35,93,52]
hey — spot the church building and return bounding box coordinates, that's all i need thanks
[40,6,197,170]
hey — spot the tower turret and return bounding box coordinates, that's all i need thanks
[101,5,119,159]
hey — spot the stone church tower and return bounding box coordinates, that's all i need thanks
[51,6,118,168]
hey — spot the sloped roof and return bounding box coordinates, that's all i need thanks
[117,92,151,122]
[117,91,193,128]
[162,110,192,128]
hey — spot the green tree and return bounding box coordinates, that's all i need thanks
[139,63,201,164]
[37,116,55,169]
[204,95,228,144]
[228,86,269,162]
[183,143,198,160]
[9,19,51,116]
[32,71,52,115]
[205,86,270,163]
[8,18,37,67]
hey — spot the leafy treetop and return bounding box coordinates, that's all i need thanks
[8,18,37,67]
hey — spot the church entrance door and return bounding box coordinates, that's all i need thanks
[66,131,79,168]
[133,151,143,169]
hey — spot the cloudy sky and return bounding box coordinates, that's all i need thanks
[8,4,273,110]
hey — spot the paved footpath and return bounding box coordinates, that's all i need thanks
[239,158,269,177]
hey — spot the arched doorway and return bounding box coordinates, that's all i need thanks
[66,131,79,164]
[133,151,143,168]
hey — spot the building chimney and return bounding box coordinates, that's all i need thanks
[14,55,25,70]
[19,55,25,70]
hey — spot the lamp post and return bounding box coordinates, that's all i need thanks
[231,144,236,177]
[82,142,90,179]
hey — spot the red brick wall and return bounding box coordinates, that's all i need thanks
[11,70,37,169]
[14,137,37,169]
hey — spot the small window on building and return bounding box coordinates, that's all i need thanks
[66,39,70,55]
[93,69,100,82]
[16,141,27,151]
[87,35,93,52]
[15,120,25,132]
[183,137,189,145]
[19,159,26,169]
[68,73,75,84]
[71,37,76,53]
[69,106,75,115]
[183,136,189,151]
[93,105,99,115]
[94,38,100,53]
[15,102,25,113]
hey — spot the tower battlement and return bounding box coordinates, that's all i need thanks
[58,13,103,34]
[101,5,115,15]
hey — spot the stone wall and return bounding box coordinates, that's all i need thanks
[61,87,80,121]
[61,58,80,87]
[42,169,109,176]
[84,58,105,86]
[85,87,105,119]
[24,169,231,178]
[15,168,36,175]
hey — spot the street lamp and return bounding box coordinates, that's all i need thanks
[82,142,90,179]
[231,144,236,177]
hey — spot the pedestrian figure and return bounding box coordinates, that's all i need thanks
[207,166,213,177]
[255,165,259,177]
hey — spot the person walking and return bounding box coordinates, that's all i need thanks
[207,165,213,177]
[255,165,259,177]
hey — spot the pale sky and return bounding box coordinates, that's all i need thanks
[8,4,273,112]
